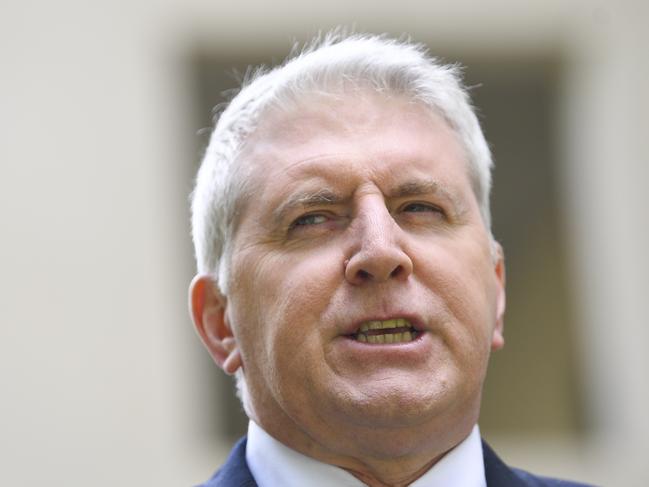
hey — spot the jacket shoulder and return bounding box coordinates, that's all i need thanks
[483,440,597,487]
[511,467,596,487]
[196,437,257,487]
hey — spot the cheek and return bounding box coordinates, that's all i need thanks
[230,245,344,367]
[413,239,497,345]
[265,247,344,319]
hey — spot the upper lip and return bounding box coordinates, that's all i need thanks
[341,313,427,336]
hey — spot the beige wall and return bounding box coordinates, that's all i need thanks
[1,1,647,485]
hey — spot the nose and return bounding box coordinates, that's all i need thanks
[344,201,413,285]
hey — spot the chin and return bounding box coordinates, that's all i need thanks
[329,380,457,429]
[322,386,480,460]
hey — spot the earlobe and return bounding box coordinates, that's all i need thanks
[189,274,243,374]
[491,242,506,351]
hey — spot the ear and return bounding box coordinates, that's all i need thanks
[189,274,242,375]
[491,242,506,351]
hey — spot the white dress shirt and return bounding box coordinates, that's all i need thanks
[246,420,486,487]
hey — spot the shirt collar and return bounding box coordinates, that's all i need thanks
[246,420,486,487]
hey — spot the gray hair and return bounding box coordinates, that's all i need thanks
[191,31,493,296]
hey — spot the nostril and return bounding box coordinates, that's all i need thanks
[390,265,404,278]
[352,266,404,283]
[344,246,414,284]
[357,269,371,280]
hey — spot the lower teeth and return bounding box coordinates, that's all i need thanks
[357,331,415,344]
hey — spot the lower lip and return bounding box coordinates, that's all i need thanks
[336,331,432,360]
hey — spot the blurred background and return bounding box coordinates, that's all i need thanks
[1,1,647,485]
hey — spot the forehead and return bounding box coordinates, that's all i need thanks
[236,91,473,210]
[252,91,451,144]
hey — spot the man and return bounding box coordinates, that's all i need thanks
[189,33,593,487]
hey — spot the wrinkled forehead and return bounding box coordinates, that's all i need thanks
[227,90,473,225]
[235,89,470,191]
[244,89,459,161]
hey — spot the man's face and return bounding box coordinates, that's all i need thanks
[223,92,505,457]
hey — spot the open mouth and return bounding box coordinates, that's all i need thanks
[351,318,419,344]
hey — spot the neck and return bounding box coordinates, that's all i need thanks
[343,452,446,487]
[251,409,476,486]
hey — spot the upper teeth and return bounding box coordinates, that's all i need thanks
[355,318,417,344]
[359,318,410,332]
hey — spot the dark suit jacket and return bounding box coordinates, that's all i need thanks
[199,437,596,487]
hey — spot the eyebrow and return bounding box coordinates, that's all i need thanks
[272,188,347,225]
[271,178,465,225]
[389,179,465,212]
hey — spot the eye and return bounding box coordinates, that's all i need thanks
[402,202,444,214]
[290,213,329,228]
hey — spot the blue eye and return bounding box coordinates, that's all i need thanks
[292,213,328,227]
